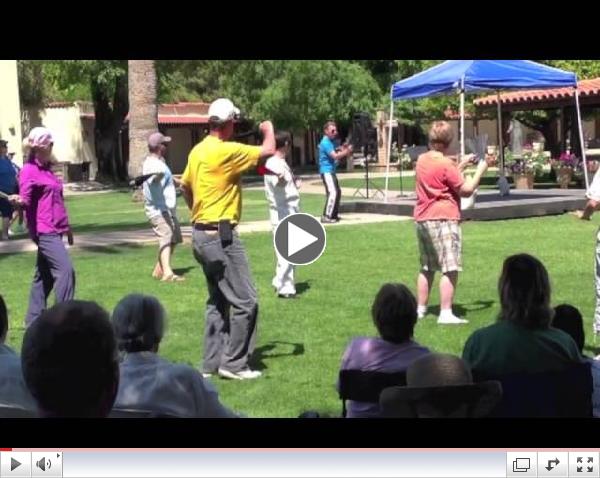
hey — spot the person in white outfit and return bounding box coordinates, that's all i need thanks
[574,165,600,337]
[262,131,300,298]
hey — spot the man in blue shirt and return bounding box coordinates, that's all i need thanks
[0,140,17,241]
[318,121,352,223]
[7,152,25,237]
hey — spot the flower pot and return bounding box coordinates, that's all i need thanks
[514,173,534,190]
[556,167,572,189]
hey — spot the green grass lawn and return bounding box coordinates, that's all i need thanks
[30,190,327,236]
[1,214,599,417]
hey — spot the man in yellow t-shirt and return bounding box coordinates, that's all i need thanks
[181,98,275,381]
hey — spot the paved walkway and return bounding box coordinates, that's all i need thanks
[0,213,411,255]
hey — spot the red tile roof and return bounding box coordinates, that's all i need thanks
[474,78,600,107]
[79,102,211,125]
[158,115,208,125]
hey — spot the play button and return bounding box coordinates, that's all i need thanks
[274,213,326,265]
[11,459,21,472]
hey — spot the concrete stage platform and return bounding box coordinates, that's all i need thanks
[340,189,588,221]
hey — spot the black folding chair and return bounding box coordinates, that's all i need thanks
[338,369,407,417]
[109,408,180,418]
[472,362,593,417]
[379,381,502,418]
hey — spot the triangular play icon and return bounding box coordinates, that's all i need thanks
[287,221,318,257]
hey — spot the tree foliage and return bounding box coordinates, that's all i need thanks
[16,59,600,178]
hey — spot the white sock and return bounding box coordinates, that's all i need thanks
[440,308,454,318]
[417,305,427,316]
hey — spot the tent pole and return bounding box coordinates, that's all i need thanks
[497,91,504,175]
[385,87,394,203]
[574,86,589,189]
[460,80,465,159]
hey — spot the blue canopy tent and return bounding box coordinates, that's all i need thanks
[384,60,588,200]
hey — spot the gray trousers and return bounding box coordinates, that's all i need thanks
[25,233,76,326]
[192,229,258,373]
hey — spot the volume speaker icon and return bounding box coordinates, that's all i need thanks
[36,457,51,471]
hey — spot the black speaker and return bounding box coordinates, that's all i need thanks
[366,128,378,158]
[351,112,371,149]
[351,112,378,161]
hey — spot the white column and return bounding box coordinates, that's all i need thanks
[0,60,24,166]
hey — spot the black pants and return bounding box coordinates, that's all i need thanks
[321,173,341,219]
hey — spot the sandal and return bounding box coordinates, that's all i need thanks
[161,273,185,282]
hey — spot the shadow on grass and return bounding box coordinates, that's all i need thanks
[584,343,600,356]
[249,340,305,372]
[77,243,145,254]
[71,221,150,235]
[427,300,495,319]
[295,281,311,296]
[173,266,195,277]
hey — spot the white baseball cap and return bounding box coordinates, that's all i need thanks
[208,98,240,123]
[28,127,54,148]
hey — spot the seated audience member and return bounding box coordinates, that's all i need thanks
[21,300,119,417]
[380,353,502,417]
[552,304,600,417]
[112,294,238,418]
[0,294,36,411]
[339,283,430,418]
[462,254,582,376]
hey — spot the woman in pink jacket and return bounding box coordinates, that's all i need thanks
[9,127,75,326]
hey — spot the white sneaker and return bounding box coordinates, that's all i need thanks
[417,306,427,320]
[437,315,469,325]
[218,368,262,380]
[201,372,213,378]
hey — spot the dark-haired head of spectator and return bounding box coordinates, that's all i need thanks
[21,300,119,417]
[498,253,553,328]
[372,283,418,344]
[112,294,165,354]
[553,304,585,352]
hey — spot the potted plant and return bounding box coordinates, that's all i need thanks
[504,146,546,189]
[551,151,579,189]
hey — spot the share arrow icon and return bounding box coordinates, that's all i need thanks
[546,459,560,471]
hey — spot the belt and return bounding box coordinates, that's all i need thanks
[193,223,237,231]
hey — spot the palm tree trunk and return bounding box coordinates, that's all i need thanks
[128,60,158,179]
